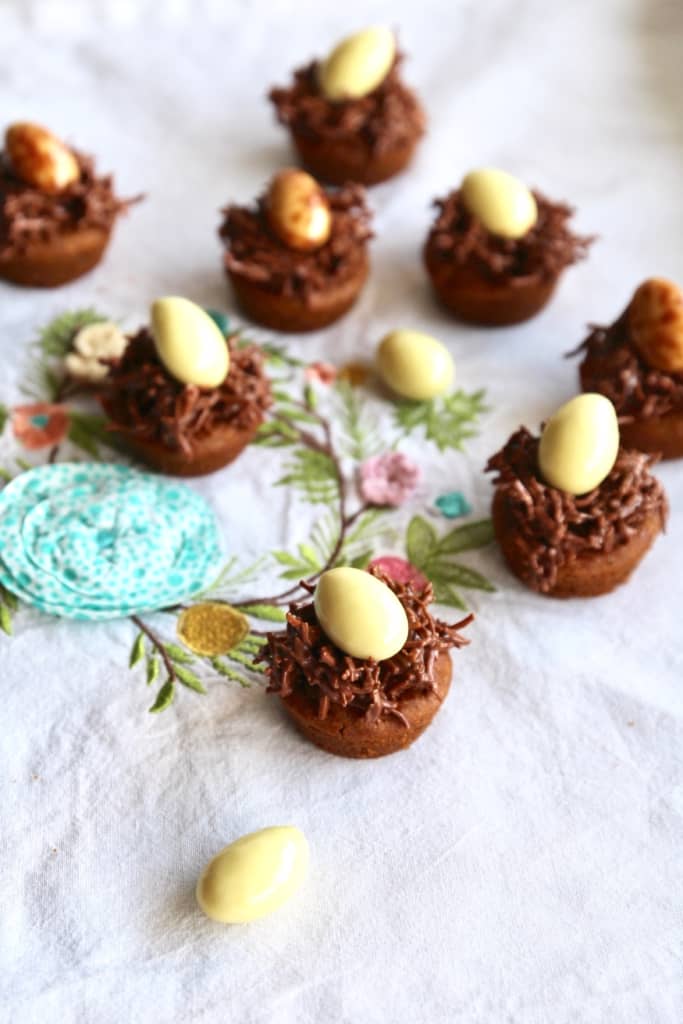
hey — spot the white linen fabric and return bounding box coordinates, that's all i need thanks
[1,2,682,1022]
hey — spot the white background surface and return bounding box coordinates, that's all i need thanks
[1,1,682,1021]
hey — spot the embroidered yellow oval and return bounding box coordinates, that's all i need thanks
[177,602,249,657]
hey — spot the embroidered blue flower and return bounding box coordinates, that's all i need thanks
[435,491,472,519]
[0,464,221,620]
[206,309,230,335]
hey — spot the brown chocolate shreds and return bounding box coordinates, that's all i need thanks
[570,310,683,421]
[102,329,272,455]
[486,427,668,592]
[426,189,593,284]
[219,183,372,301]
[269,56,426,154]
[260,568,472,727]
[0,150,141,258]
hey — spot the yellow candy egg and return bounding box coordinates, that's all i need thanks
[314,567,408,661]
[196,826,308,924]
[151,297,229,388]
[266,169,332,251]
[461,168,537,240]
[318,26,395,101]
[376,329,455,401]
[538,393,619,496]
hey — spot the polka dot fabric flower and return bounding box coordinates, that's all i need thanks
[0,464,221,620]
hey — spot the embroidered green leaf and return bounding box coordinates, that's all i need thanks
[337,508,392,566]
[304,383,317,410]
[211,658,251,687]
[129,632,145,668]
[406,516,439,568]
[424,561,496,592]
[37,309,109,359]
[394,389,487,452]
[252,420,299,446]
[348,549,373,569]
[0,604,13,636]
[277,448,339,505]
[0,467,13,483]
[434,519,495,555]
[238,603,287,623]
[149,678,175,713]
[430,581,468,610]
[199,556,268,601]
[16,458,32,472]
[165,643,196,664]
[336,380,382,461]
[238,635,267,653]
[0,403,8,435]
[260,342,305,368]
[146,653,160,686]
[226,648,266,673]
[175,664,207,694]
[273,550,304,568]
[1,586,18,611]
[67,412,113,458]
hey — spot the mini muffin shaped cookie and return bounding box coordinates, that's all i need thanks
[486,395,667,597]
[219,169,372,332]
[260,567,473,759]
[269,28,426,186]
[424,167,593,326]
[572,278,683,459]
[101,298,272,477]
[0,121,140,287]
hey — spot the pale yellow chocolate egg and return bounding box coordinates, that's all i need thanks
[318,27,395,101]
[151,297,229,388]
[314,567,409,661]
[266,169,332,251]
[377,329,454,401]
[196,826,308,924]
[461,168,537,240]
[538,393,619,496]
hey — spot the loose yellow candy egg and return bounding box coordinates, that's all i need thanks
[538,393,619,495]
[318,27,395,101]
[314,567,408,660]
[151,297,229,388]
[376,329,454,401]
[196,826,308,924]
[461,168,537,240]
[266,169,332,251]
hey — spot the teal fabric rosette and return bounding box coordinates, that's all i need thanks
[0,464,221,620]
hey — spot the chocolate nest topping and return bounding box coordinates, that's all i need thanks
[0,150,140,258]
[269,56,426,154]
[570,309,683,421]
[486,427,668,592]
[102,329,272,455]
[426,189,593,284]
[260,570,473,727]
[219,183,372,301]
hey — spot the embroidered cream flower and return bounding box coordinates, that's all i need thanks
[65,321,127,383]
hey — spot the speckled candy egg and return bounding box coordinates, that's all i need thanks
[314,566,409,660]
[151,297,229,388]
[196,826,309,924]
[538,393,619,495]
[376,329,454,401]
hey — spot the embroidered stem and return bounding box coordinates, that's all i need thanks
[130,615,177,683]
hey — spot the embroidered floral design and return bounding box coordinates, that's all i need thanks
[305,361,337,385]
[359,452,421,507]
[435,491,472,519]
[368,556,428,590]
[338,361,370,386]
[12,403,69,449]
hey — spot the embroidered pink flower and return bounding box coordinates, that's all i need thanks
[369,556,429,591]
[359,452,421,507]
[305,361,337,385]
[12,404,69,450]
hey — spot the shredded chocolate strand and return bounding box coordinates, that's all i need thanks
[260,568,472,726]
[219,183,372,302]
[269,56,425,155]
[102,330,272,454]
[426,188,593,285]
[571,309,683,421]
[486,427,668,592]
[0,150,141,258]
